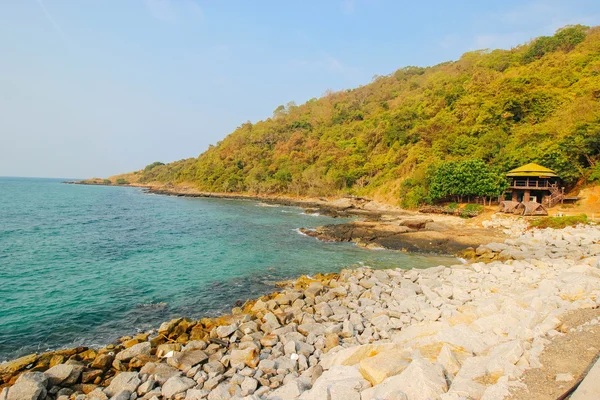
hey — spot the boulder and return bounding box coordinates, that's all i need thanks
[115,342,151,362]
[104,372,141,398]
[6,372,47,400]
[44,363,83,386]
[0,354,37,377]
[369,358,447,400]
[216,324,238,338]
[90,353,114,370]
[229,348,259,368]
[109,390,132,400]
[87,388,109,400]
[161,376,196,399]
[436,345,461,375]
[185,389,210,400]
[298,365,370,400]
[207,382,241,400]
[437,325,487,354]
[267,378,308,399]
[305,282,324,299]
[140,362,182,384]
[157,343,182,358]
[359,350,411,385]
[241,376,258,396]
[167,350,208,372]
[298,323,326,337]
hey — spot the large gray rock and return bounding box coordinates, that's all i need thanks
[216,324,238,338]
[167,350,208,372]
[298,323,326,336]
[207,383,241,400]
[267,378,309,399]
[161,375,196,399]
[44,363,81,386]
[6,372,47,400]
[140,362,182,384]
[104,372,141,398]
[185,389,210,400]
[240,376,258,396]
[115,342,151,362]
[109,390,132,400]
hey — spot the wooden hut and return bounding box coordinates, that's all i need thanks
[506,163,564,208]
[514,201,548,216]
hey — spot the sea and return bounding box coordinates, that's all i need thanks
[0,177,453,361]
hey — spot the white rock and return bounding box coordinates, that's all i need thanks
[298,366,370,400]
[437,345,461,375]
[367,358,447,400]
[437,325,487,354]
[359,349,411,385]
[556,373,574,382]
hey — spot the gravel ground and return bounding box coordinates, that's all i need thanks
[509,308,600,400]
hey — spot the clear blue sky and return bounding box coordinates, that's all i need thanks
[1,0,599,178]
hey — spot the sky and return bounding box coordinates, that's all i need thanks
[1,1,600,179]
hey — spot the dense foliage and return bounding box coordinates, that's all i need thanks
[428,159,508,203]
[125,25,600,206]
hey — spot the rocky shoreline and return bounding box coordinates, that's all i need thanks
[2,221,600,400]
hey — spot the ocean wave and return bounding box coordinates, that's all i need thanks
[293,228,314,237]
[256,202,278,207]
[301,212,320,217]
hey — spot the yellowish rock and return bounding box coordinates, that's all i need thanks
[359,349,411,385]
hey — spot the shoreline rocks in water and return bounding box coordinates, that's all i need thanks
[300,217,506,255]
[2,225,600,399]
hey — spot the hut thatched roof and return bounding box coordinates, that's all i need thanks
[506,163,557,177]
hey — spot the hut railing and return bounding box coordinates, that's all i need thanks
[509,179,554,189]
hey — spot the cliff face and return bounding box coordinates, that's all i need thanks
[116,25,600,206]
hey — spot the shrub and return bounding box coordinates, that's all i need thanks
[115,178,129,185]
[464,203,484,212]
[529,214,588,229]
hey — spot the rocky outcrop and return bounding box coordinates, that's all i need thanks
[301,218,506,254]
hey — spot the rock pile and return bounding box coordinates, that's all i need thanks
[475,224,600,261]
[2,226,600,400]
[481,215,528,236]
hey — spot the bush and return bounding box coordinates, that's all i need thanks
[115,178,129,185]
[530,214,588,229]
[447,202,459,210]
[103,179,111,184]
[464,203,484,212]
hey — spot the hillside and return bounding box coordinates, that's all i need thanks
[112,25,600,207]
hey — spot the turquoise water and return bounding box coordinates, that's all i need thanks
[0,177,451,360]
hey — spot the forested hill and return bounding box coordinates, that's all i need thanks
[116,25,600,207]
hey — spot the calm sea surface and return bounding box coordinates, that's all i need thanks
[0,177,452,360]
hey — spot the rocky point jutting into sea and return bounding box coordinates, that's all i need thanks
[2,216,600,400]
